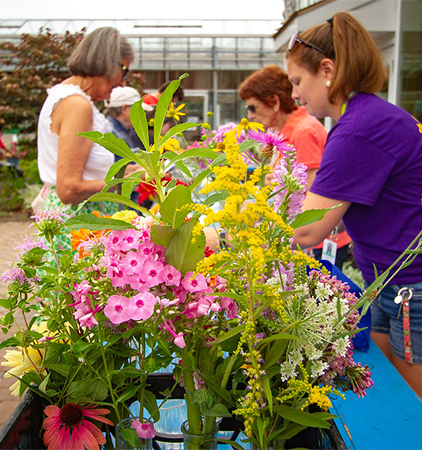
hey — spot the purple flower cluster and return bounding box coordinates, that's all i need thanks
[272,158,308,221]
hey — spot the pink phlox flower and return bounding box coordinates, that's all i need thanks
[185,297,215,318]
[104,295,132,324]
[109,265,132,288]
[173,285,188,304]
[153,244,167,261]
[181,271,208,293]
[129,276,150,293]
[138,240,155,258]
[193,371,204,389]
[132,420,156,440]
[121,251,145,276]
[157,297,179,307]
[163,320,186,348]
[103,230,126,253]
[75,310,99,329]
[162,265,181,287]
[127,292,157,321]
[139,260,165,288]
[220,297,239,319]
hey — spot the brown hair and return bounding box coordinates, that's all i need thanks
[67,27,134,79]
[286,12,388,103]
[238,65,297,113]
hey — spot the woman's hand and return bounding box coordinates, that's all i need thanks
[293,192,350,249]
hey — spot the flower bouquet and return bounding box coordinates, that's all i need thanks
[2,74,422,450]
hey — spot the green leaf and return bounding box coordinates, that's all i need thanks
[157,122,200,151]
[202,402,231,417]
[71,340,94,354]
[273,405,331,429]
[262,376,273,414]
[165,219,205,274]
[160,185,192,228]
[80,192,152,216]
[65,214,136,231]
[150,225,178,248]
[0,336,19,350]
[47,364,72,377]
[291,205,341,229]
[38,372,51,394]
[116,384,139,404]
[143,389,160,422]
[130,99,151,151]
[212,324,246,345]
[154,75,189,146]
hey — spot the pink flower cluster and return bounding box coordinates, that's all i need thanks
[70,226,237,348]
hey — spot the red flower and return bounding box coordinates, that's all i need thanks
[43,403,113,450]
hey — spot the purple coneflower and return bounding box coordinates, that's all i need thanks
[42,403,113,450]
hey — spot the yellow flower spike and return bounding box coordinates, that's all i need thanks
[166,102,186,122]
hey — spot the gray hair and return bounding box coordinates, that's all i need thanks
[103,106,123,118]
[67,27,134,78]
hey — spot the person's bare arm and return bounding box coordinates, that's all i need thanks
[52,95,107,204]
[293,192,350,249]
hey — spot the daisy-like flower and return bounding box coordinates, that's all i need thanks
[166,102,186,121]
[2,347,45,396]
[233,118,264,138]
[42,403,113,450]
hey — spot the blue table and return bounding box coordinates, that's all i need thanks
[332,340,422,449]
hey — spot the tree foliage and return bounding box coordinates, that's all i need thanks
[0,28,86,133]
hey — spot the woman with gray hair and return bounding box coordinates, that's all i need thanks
[36,27,134,219]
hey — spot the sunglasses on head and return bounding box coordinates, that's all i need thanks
[288,31,329,58]
[246,104,256,113]
[120,64,129,80]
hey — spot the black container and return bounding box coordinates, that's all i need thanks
[0,374,347,450]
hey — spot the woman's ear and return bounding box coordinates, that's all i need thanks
[272,95,280,113]
[320,58,335,80]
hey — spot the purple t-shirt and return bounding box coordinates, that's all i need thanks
[310,93,422,283]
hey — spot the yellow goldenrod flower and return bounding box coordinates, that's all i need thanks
[166,102,186,121]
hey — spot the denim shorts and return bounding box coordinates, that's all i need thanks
[366,281,422,364]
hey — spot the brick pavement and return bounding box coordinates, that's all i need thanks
[0,219,36,429]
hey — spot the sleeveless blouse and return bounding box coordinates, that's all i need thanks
[37,83,113,185]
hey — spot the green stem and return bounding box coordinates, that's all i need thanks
[182,346,203,436]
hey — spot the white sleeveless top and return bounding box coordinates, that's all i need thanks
[37,84,113,185]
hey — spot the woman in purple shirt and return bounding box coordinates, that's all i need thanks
[286,12,422,398]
